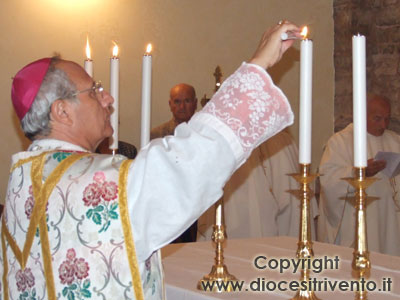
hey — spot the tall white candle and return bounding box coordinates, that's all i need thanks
[84,37,93,77]
[352,34,367,167]
[141,44,152,148]
[299,27,313,164]
[110,44,119,151]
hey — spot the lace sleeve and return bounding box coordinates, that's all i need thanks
[191,62,294,164]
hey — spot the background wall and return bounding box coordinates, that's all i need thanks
[334,0,400,132]
[0,0,334,203]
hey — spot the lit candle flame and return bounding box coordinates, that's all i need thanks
[300,26,308,39]
[112,43,119,58]
[146,44,152,54]
[85,37,91,60]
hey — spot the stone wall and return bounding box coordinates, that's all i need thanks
[334,0,400,132]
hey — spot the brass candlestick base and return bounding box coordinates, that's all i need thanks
[198,204,239,292]
[343,167,377,300]
[289,164,321,300]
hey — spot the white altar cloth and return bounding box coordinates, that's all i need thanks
[162,236,400,299]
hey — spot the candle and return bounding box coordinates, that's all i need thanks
[352,34,367,167]
[141,43,152,148]
[299,27,313,164]
[215,200,222,226]
[84,37,93,77]
[110,43,119,151]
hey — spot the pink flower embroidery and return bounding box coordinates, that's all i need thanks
[58,260,75,285]
[82,173,119,232]
[75,258,89,279]
[24,196,35,219]
[15,268,35,292]
[82,183,102,207]
[93,172,106,184]
[102,181,118,202]
[66,248,76,261]
[58,248,90,285]
[24,185,35,219]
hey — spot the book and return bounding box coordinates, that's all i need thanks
[374,151,400,178]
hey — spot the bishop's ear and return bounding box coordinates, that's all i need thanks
[50,99,73,125]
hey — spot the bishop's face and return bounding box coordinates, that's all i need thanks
[58,61,114,151]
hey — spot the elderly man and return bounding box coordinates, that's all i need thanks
[318,94,400,256]
[151,83,198,243]
[150,83,197,139]
[0,21,299,300]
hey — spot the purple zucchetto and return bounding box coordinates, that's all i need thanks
[11,58,51,120]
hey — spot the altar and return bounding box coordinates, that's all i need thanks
[162,237,400,299]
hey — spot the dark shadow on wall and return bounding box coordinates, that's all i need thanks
[268,47,299,85]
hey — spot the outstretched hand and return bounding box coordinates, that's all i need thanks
[250,20,301,69]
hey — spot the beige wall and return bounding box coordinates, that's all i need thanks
[0,0,334,203]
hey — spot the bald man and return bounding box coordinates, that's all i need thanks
[318,94,400,256]
[150,83,199,242]
[150,83,197,139]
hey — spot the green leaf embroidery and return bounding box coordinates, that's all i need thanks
[67,291,75,300]
[109,211,118,220]
[92,212,102,225]
[81,289,92,298]
[86,209,93,219]
[69,284,77,290]
[52,152,72,162]
[110,202,118,211]
[94,205,104,212]
[99,220,111,233]
[82,279,90,289]
[62,287,68,297]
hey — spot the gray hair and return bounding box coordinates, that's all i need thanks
[21,57,78,140]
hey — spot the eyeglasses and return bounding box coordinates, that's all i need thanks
[72,81,104,99]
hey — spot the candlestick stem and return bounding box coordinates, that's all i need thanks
[343,168,377,300]
[197,198,239,292]
[289,164,321,300]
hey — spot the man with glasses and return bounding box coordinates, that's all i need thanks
[1,21,300,300]
[150,83,197,140]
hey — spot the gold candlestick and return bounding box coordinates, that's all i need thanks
[197,198,239,292]
[343,167,377,300]
[289,164,321,300]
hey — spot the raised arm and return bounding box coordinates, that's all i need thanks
[128,22,300,261]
